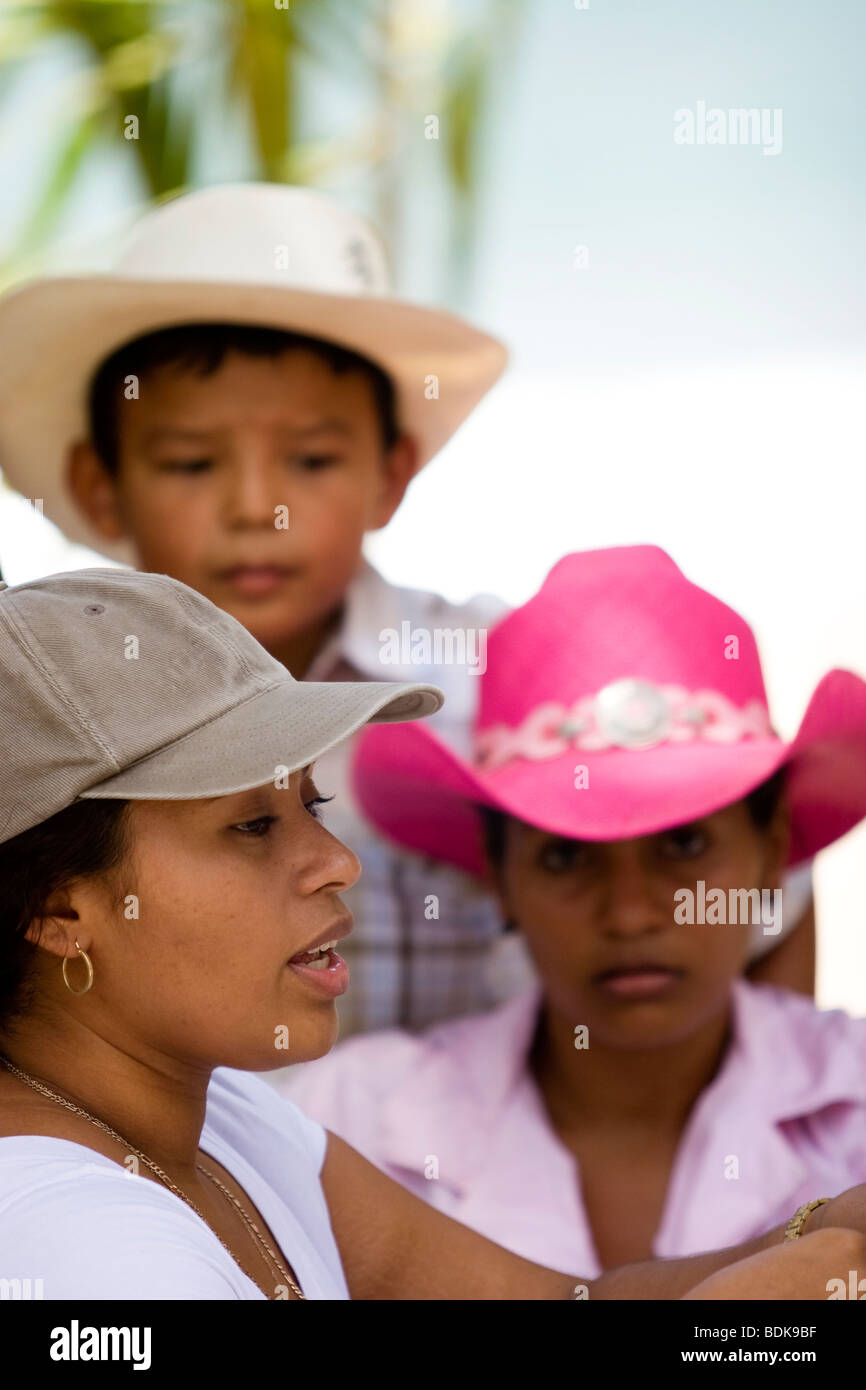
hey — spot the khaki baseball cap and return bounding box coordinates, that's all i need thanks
[0,568,444,846]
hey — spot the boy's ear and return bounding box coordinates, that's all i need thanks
[368,434,418,531]
[66,440,128,543]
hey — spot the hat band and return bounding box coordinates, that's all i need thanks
[474,679,774,768]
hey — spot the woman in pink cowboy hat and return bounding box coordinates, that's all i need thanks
[275,544,866,1277]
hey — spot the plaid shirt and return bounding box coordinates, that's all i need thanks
[304,558,537,1038]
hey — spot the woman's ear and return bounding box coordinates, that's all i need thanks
[476,858,497,893]
[764,792,792,884]
[23,889,83,961]
[478,856,515,928]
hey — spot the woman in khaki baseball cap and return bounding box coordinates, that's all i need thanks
[0,568,861,1302]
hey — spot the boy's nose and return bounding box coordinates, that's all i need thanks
[221,448,285,527]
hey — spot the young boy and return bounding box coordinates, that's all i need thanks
[0,182,814,1036]
[0,182,522,1037]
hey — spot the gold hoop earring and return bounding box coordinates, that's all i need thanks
[61,940,93,996]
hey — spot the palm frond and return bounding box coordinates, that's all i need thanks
[0,0,526,287]
[226,0,295,181]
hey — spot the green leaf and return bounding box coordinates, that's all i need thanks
[118,74,194,195]
[443,45,485,196]
[226,0,296,181]
[35,1,161,58]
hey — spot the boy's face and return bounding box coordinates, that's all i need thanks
[67,348,416,659]
[490,798,788,1053]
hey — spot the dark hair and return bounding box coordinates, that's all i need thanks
[0,800,130,1032]
[477,766,789,872]
[87,322,400,473]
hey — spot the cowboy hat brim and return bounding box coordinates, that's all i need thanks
[352,669,866,875]
[0,275,507,563]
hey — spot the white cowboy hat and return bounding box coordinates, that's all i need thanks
[0,182,508,563]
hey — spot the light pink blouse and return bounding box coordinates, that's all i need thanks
[270,981,866,1276]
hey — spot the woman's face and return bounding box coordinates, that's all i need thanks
[491,798,788,1051]
[59,766,360,1071]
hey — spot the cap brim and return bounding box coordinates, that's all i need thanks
[80,678,443,801]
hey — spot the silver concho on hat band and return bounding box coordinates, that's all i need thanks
[594,679,673,749]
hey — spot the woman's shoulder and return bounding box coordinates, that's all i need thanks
[265,995,536,1140]
[258,1029,431,1172]
[0,1136,249,1299]
[205,1065,334,1174]
[738,979,866,1037]
[735,980,866,1100]
[264,1027,424,1116]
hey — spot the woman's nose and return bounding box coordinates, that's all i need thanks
[597,861,668,938]
[306,828,362,896]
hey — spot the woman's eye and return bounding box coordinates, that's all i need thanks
[661,826,708,858]
[232,816,276,837]
[305,795,334,821]
[538,839,588,873]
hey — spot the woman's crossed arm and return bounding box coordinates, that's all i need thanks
[321,1131,866,1301]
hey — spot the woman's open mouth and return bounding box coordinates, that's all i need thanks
[287,940,350,998]
[593,965,684,1001]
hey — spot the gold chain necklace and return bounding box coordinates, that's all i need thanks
[0,1055,305,1301]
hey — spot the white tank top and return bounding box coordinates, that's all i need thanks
[0,1068,348,1300]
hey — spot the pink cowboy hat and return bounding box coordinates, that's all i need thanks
[351,546,866,874]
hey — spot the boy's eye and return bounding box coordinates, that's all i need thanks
[159,459,213,474]
[293,454,341,472]
[659,825,708,858]
[232,815,277,837]
[538,838,589,873]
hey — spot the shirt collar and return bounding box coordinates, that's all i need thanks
[304,557,434,683]
[656,980,866,1252]
[378,977,866,1207]
[726,977,866,1119]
